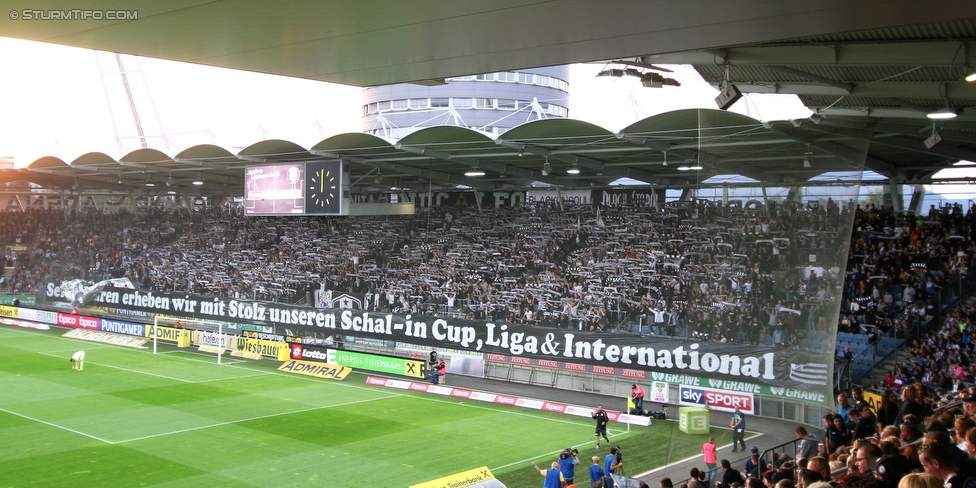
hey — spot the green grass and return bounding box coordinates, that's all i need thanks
[0,326,728,487]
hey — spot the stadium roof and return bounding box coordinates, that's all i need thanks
[2,2,976,197]
[1,1,971,89]
[2,109,973,197]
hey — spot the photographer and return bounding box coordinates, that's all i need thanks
[426,350,438,378]
[558,448,580,487]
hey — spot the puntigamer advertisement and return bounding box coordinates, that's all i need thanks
[42,284,833,402]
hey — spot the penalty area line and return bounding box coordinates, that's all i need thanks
[0,406,115,444]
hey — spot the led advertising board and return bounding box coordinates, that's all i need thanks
[244,161,342,216]
[244,164,305,215]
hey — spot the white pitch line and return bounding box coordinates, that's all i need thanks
[491,429,627,471]
[38,351,271,384]
[20,326,643,450]
[148,349,620,439]
[0,406,115,444]
[158,350,243,365]
[38,352,196,383]
[114,394,401,444]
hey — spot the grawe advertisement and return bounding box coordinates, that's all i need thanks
[41,283,834,402]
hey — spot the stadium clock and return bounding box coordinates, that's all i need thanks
[305,161,342,214]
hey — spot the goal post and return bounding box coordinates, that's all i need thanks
[151,316,229,364]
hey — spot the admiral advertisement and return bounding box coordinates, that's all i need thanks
[46,284,833,403]
[678,385,755,414]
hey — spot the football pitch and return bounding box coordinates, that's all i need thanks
[0,326,728,487]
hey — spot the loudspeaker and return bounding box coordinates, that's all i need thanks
[924,131,943,149]
[715,84,743,110]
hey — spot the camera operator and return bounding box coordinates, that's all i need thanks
[604,446,623,488]
[559,448,580,487]
[426,350,438,378]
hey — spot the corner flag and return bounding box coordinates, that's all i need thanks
[626,396,635,432]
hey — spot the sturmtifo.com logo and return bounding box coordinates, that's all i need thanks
[9,9,138,20]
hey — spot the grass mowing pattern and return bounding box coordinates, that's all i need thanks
[0,326,728,487]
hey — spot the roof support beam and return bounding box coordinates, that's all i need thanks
[724,81,976,99]
[766,121,897,177]
[616,134,771,183]
[395,144,567,186]
[311,150,497,190]
[494,141,665,185]
[651,41,976,67]
[765,66,852,93]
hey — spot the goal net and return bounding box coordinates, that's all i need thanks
[151,316,230,364]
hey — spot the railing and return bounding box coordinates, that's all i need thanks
[672,438,806,488]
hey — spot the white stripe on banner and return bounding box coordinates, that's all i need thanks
[789,363,828,385]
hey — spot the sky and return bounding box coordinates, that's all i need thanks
[0,36,815,169]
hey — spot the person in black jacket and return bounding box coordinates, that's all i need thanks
[895,384,924,427]
[852,404,878,441]
[826,415,850,453]
[719,459,744,488]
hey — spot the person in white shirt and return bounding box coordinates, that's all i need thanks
[70,350,85,371]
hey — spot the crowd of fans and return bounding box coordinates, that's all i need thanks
[2,200,847,344]
[677,383,976,488]
[0,199,973,354]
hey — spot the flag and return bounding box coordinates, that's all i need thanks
[627,396,635,410]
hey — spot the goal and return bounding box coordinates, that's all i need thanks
[152,316,230,364]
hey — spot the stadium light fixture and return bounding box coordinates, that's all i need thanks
[192,180,204,186]
[966,72,976,82]
[927,107,958,119]
[464,164,485,177]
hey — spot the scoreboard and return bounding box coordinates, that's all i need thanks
[244,161,342,216]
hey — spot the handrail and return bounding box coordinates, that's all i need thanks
[670,437,805,487]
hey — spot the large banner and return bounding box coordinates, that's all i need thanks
[62,285,832,399]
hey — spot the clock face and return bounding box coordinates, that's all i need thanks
[305,161,341,214]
